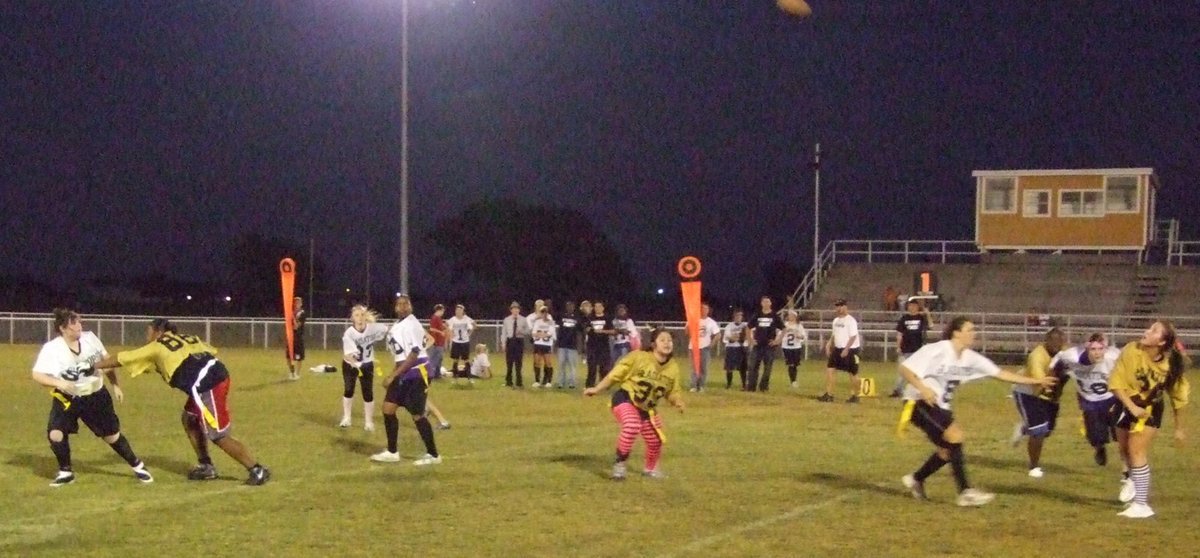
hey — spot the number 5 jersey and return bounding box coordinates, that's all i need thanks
[900,340,1001,410]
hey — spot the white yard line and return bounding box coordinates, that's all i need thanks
[656,495,850,558]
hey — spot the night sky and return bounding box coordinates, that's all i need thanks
[3,1,1198,305]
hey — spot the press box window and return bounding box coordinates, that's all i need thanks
[1105,176,1139,213]
[982,177,1016,213]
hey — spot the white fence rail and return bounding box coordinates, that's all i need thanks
[6,311,1198,365]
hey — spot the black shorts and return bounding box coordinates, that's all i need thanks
[783,348,803,367]
[288,337,305,361]
[724,346,747,370]
[385,377,428,416]
[1014,392,1060,437]
[611,389,651,420]
[826,348,860,374]
[1114,400,1166,431]
[909,401,955,449]
[450,342,471,360]
[48,388,120,438]
[533,344,553,355]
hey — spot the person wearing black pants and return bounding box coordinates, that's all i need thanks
[746,296,783,392]
[502,302,530,387]
[584,301,616,388]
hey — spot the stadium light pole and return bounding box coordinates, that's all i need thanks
[398,0,410,296]
[812,142,821,272]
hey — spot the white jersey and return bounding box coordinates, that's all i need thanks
[781,323,807,350]
[612,318,635,345]
[32,332,108,382]
[446,315,475,345]
[342,323,390,365]
[831,315,861,349]
[531,317,557,347]
[386,315,429,362]
[723,322,748,348]
[689,317,721,350]
[901,340,1001,410]
[1057,345,1120,402]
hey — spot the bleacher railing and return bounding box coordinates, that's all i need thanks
[5,311,1197,366]
[790,240,981,308]
[1169,240,1200,266]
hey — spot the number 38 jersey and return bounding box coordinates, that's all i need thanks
[117,331,219,389]
[605,350,683,412]
[901,340,1001,410]
[1055,345,1120,402]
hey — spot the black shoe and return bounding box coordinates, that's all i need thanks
[888,390,903,398]
[847,395,861,404]
[817,393,834,403]
[49,471,75,487]
[1094,446,1107,466]
[246,465,271,486]
[187,463,218,481]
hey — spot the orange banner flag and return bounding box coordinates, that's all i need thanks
[280,258,296,361]
[677,256,703,378]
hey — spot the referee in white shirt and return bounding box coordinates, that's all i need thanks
[820,299,862,403]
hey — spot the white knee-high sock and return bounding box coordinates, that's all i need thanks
[363,401,375,424]
[342,397,353,421]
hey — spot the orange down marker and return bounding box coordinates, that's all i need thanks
[677,256,703,378]
[280,258,297,361]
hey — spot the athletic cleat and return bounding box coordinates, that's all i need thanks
[370,450,401,463]
[187,463,218,481]
[610,461,627,480]
[955,488,995,507]
[1094,446,1107,466]
[413,454,442,466]
[339,417,352,428]
[49,471,75,488]
[688,388,698,393]
[436,422,451,430]
[791,381,799,389]
[133,464,154,484]
[1117,503,1155,519]
[245,465,271,486]
[817,393,835,403]
[901,474,927,500]
[846,395,861,404]
[364,422,375,432]
[532,382,541,389]
[1027,467,1044,479]
[642,468,667,479]
[888,389,903,398]
[1119,479,1136,503]
[1009,423,1025,447]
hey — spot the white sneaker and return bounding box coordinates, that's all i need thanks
[1009,423,1024,447]
[642,468,667,479]
[956,488,995,507]
[611,461,627,480]
[1028,467,1044,479]
[532,382,541,389]
[413,453,442,466]
[901,474,927,500]
[339,417,351,428]
[364,422,375,432]
[688,388,698,393]
[1117,502,1155,518]
[49,471,76,487]
[791,381,799,389]
[369,450,400,463]
[1119,478,1136,503]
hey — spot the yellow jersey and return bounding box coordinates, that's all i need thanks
[605,350,682,412]
[117,332,219,388]
[1015,344,1061,401]
[1108,342,1189,409]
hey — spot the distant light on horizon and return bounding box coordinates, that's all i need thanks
[656,288,665,295]
[185,295,192,301]
[224,296,232,302]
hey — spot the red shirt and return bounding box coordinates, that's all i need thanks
[429,315,448,345]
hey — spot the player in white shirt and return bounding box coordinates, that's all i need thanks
[31,308,153,487]
[530,306,557,388]
[821,299,863,403]
[780,310,808,389]
[340,305,390,430]
[1056,333,1122,467]
[688,303,721,392]
[611,304,636,363]
[371,295,442,466]
[445,304,477,384]
[898,317,1056,507]
[470,344,492,379]
[722,309,750,389]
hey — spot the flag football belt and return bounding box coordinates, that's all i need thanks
[896,400,916,438]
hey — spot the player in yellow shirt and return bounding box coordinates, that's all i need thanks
[584,328,685,480]
[91,319,270,486]
[1009,329,1066,478]
[1108,320,1189,519]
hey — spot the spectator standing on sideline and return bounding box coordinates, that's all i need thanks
[820,299,862,403]
[723,308,749,389]
[555,300,584,388]
[446,304,477,384]
[530,306,557,388]
[891,300,932,397]
[689,303,721,392]
[611,304,636,363]
[746,296,783,392]
[781,310,807,389]
[502,302,530,388]
[427,304,449,380]
[286,297,307,381]
[585,301,616,388]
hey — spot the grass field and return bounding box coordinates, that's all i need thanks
[1,343,1195,557]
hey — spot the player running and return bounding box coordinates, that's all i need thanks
[1009,328,1067,478]
[1054,333,1121,467]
